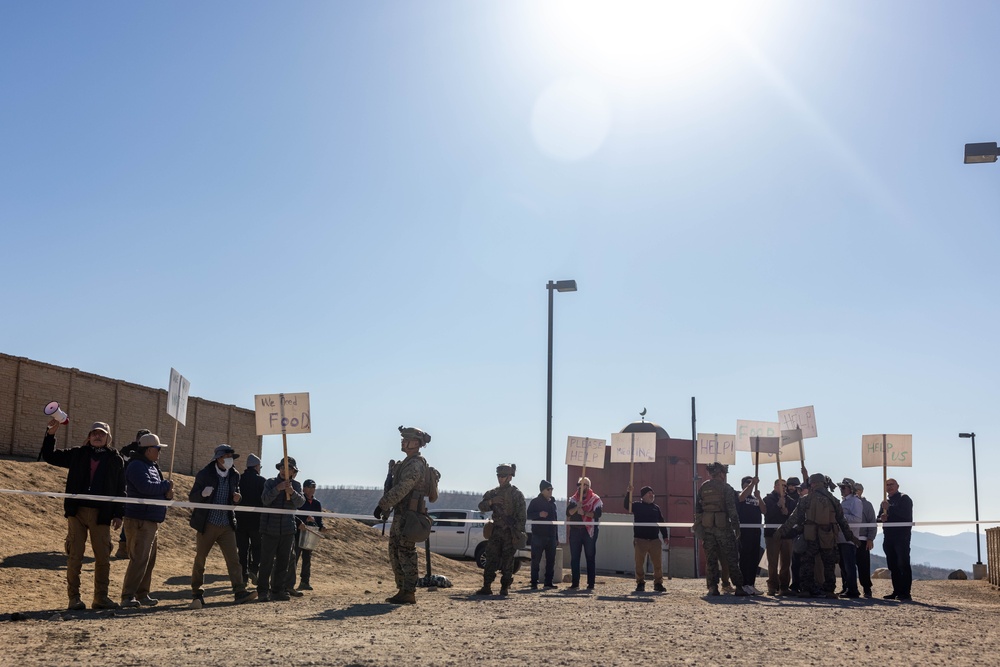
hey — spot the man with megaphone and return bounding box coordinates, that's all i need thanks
[41,417,126,611]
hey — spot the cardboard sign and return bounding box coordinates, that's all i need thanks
[861,434,912,468]
[565,436,606,469]
[752,440,803,465]
[750,436,780,454]
[696,433,736,465]
[167,368,191,426]
[610,432,656,463]
[736,420,780,451]
[254,393,311,435]
[778,406,817,439]
[781,428,802,448]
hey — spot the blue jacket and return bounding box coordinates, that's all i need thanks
[124,457,171,522]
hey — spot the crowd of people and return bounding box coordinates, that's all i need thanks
[39,418,915,610]
[41,418,326,611]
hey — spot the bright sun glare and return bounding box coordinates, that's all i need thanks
[541,0,758,81]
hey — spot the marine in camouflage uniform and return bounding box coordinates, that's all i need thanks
[376,426,432,605]
[775,473,859,598]
[694,462,746,596]
[475,463,527,596]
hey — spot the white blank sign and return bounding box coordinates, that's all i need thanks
[167,368,190,426]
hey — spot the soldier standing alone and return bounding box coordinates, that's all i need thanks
[694,463,747,596]
[475,464,527,596]
[376,426,433,605]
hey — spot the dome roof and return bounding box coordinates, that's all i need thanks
[620,420,669,439]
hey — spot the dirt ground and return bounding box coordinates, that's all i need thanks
[3,457,1000,666]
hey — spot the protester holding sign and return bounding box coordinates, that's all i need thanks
[735,476,764,595]
[567,477,603,590]
[40,418,125,611]
[259,457,306,602]
[763,478,796,596]
[879,478,913,601]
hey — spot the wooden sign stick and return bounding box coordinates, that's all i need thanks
[882,434,888,505]
[628,433,635,507]
[280,393,291,500]
[776,447,782,481]
[167,418,179,480]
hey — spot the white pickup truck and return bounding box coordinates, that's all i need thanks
[376,508,530,572]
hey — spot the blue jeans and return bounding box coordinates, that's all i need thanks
[838,543,859,595]
[530,533,557,586]
[569,526,598,587]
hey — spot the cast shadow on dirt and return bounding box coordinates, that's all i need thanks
[2,551,78,570]
[308,604,398,621]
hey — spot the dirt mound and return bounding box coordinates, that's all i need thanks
[0,456,480,613]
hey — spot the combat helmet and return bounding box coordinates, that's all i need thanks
[706,462,729,475]
[496,463,516,477]
[399,425,431,445]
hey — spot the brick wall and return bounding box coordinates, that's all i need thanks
[0,353,261,475]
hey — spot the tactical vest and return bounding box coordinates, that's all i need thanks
[700,480,730,529]
[804,491,837,547]
[394,456,429,512]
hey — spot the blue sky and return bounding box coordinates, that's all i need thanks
[4,1,1000,539]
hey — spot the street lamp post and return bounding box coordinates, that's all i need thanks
[958,432,983,571]
[546,279,577,483]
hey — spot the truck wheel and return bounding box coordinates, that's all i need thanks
[474,542,488,569]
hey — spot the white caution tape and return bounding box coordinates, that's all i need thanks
[2,488,994,529]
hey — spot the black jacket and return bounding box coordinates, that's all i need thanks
[527,494,559,539]
[189,461,241,533]
[235,467,266,531]
[40,432,125,524]
[625,495,669,541]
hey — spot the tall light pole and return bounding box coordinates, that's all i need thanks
[546,279,577,483]
[958,432,982,566]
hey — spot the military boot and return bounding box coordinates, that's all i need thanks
[707,585,721,596]
[499,586,509,596]
[386,590,416,605]
[634,581,645,593]
[654,582,666,593]
[474,586,493,596]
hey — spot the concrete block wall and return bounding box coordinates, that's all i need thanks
[0,353,260,475]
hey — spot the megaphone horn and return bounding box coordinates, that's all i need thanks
[43,401,69,425]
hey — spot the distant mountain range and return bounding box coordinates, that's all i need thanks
[874,530,985,573]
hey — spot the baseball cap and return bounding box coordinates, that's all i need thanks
[138,433,168,449]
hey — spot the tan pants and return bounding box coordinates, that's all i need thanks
[192,522,246,596]
[66,507,112,602]
[121,518,159,600]
[765,534,792,592]
[633,538,663,584]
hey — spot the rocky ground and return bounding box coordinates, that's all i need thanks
[2,457,999,666]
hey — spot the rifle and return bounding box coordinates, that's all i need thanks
[382,459,395,536]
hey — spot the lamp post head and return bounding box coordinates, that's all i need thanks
[964,142,998,164]
[553,279,577,293]
[959,432,975,439]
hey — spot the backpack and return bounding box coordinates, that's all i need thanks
[426,465,441,503]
